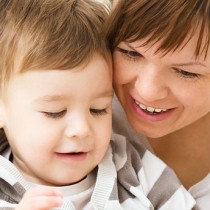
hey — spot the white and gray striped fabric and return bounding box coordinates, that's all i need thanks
[0,129,195,209]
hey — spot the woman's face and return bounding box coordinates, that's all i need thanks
[113,32,210,138]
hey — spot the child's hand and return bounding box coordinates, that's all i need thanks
[15,186,63,210]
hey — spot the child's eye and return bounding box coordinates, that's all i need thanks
[42,110,66,119]
[90,108,108,116]
[173,68,200,79]
[116,47,142,61]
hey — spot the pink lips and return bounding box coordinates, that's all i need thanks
[55,152,87,162]
[130,97,174,122]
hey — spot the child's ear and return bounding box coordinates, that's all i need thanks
[0,100,7,128]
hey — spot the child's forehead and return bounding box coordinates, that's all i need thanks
[4,64,112,109]
[8,53,112,86]
[1,55,112,99]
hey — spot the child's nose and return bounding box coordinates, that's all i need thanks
[64,114,91,140]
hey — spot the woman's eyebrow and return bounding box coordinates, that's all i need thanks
[172,62,206,67]
[123,42,207,68]
[123,42,138,51]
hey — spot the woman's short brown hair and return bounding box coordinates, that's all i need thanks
[106,0,210,57]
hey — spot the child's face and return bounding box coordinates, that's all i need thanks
[0,54,113,185]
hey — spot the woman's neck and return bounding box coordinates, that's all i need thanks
[148,113,210,189]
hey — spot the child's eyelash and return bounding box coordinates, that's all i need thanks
[42,108,109,119]
[90,108,108,116]
[42,110,66,119]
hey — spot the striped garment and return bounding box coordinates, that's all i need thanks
[0,129,195,210]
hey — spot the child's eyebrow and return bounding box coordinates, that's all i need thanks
[33,90,114,104]
[95,90,114,98]
[33,95,66,104]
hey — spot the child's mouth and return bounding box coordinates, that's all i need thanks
[55,152,87,162]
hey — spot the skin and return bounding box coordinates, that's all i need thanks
[16,187,64,210]
[0,53,113,209]
[113,28,210,188]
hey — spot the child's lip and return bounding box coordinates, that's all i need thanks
[55,152,88,161]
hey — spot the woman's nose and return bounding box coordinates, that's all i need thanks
[134,65,169,102]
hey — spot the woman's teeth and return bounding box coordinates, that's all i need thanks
[135,101,167,113]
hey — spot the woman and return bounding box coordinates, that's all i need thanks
[106,0,210,209]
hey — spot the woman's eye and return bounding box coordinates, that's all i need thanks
[173,68,200,79]
[116,47,142,61]
[42,110,66,119]
[90,108,108,116]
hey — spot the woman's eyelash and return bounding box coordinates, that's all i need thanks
[42,110,66,119]
[116,47,201,80]
[173,68,200,79]
[90,108,108,116]
[116,47,142,61]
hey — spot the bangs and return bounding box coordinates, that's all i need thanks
[107,0,210,58]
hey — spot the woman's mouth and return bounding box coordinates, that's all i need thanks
[135,100,168,114]
[130,98,174,122]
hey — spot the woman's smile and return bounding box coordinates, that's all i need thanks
[130,96,175,122]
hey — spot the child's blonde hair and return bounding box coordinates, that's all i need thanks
[0,0,110,94]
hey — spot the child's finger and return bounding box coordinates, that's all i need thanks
[20,196,63,210]
[24,186,63,198]
[16,187,63,210]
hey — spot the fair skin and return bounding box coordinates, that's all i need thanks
[113,28,210,189]
[0,53,113,209]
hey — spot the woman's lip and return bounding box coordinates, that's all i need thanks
[130,97,175,122]
[55,152,88,162]
[134,100,168,112]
